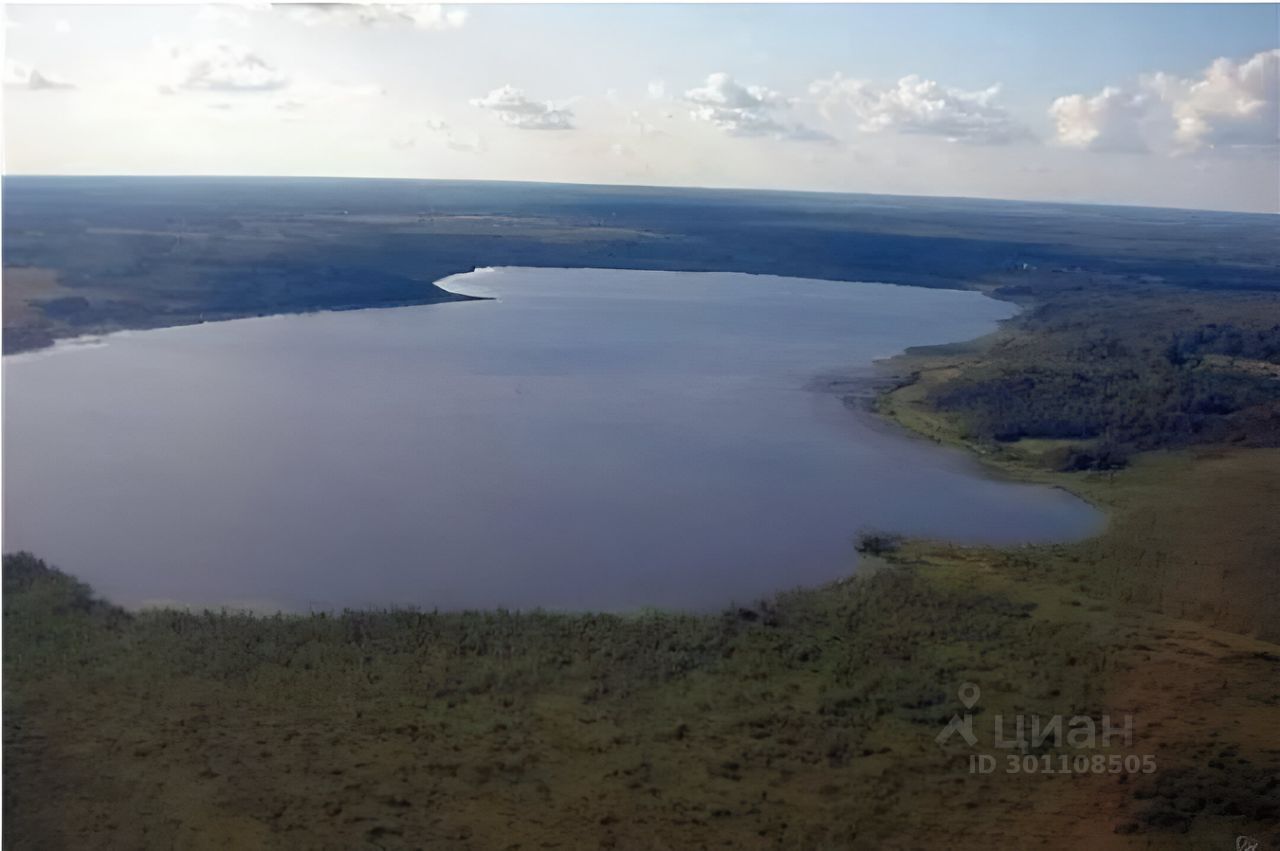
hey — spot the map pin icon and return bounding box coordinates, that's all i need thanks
[959,683,980,709]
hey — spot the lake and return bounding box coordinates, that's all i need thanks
[2,267,1102,612]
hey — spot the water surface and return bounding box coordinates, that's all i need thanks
[3,268,1101,611]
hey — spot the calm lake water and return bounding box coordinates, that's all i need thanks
[3,268,1102,612]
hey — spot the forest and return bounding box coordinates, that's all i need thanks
[902,277,1280,471]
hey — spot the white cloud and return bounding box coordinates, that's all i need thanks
[684,72,831,142]
[646,80,666,100]
[810,73,1027,144]
[684,72,786,135]
[148,39,383,118]
[3,59,74,90]
[1050,49,1279,155]
[1049,87,1150,152]
[280,3,465,30]
[470,85,574,130]
[157,41,289,93]
[1147,49,1279,152]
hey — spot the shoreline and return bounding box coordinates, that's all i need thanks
[812,281,1115,521]
[861,344,1112,502]
[2,290,486,358]
[3,265,984,357]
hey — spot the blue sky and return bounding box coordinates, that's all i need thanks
[4,3,1278,211]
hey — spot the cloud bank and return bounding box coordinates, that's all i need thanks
[1151,49,1279,152]
[810,73,1027,144]
[1051,49,1279,154]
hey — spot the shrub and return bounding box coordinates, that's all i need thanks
[854,531,903,556]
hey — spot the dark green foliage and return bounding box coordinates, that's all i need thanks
[934,361,1278,448]
[3,551,98,611]
[1045,441,1130,473]
[1165,322,1280,366]
[924,287,1280,468]
[854,531,904,556]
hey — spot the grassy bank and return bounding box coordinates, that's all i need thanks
[5,273,1279,849]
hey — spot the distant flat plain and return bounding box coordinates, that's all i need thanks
[4,176,1277,353]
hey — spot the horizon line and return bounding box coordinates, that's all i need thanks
[4,172,1276,218]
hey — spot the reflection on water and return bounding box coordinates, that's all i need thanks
[3,268,1102,612]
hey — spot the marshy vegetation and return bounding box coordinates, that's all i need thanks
[0,549,1103,847]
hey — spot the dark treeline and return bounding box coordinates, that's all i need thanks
[1165,323,1280,366]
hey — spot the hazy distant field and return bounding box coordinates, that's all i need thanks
[4,177,1278,353]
